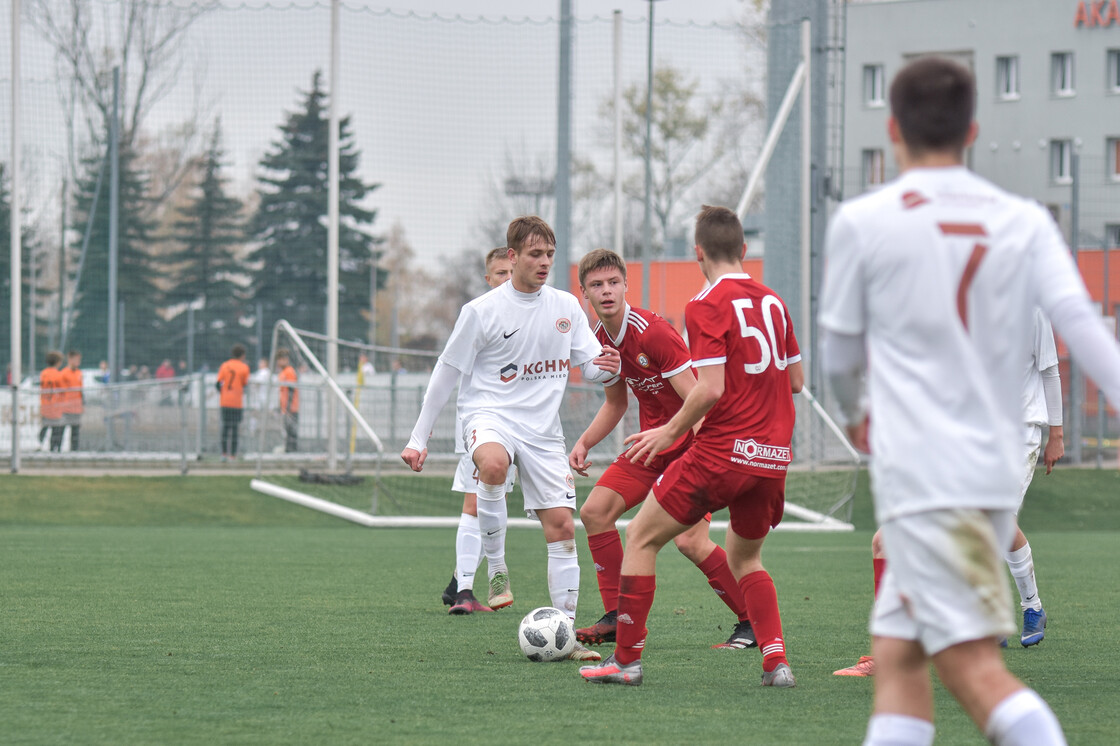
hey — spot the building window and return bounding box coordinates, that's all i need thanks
[1051,52,1075,96]
[1110,138,1120,181]
[1050,139,1073,184]
[863,64,885,107]
[862,149,885,189]
[1108,224,1120,249]
[996,56,1020,99]
[1110,50,1120,93]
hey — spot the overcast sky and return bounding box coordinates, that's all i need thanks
[345,1,748,24]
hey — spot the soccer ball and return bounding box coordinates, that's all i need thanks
[518,607,575,662]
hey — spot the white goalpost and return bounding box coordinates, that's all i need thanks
[250,322,859,532]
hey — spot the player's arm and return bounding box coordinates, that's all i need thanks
[569,310,622,383]
[569,380,628,476]
[1041,363,1064,474]
[625,362,723,466]
[579,346,621,382]
[401,360,461,472]
[820,327,869,452]
[666,367,704,435]
[788,359,805,394]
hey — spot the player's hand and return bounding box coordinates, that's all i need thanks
[401,447,427,472]
[1043,426,1064,474]
[623,425,674,466]
[594,346,621,375]
[569,443,592,477]
[846,416,870,454]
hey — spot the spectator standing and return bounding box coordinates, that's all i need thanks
[59,351,84,451]
[276,348,299,453]
[216,344,251,461]
[39,351,64,451]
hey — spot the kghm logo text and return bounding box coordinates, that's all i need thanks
[499,359,571,383]
[733,439,791,463]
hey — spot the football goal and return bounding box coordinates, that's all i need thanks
[251,322,859,531]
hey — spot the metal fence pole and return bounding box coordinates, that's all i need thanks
[179,381,190,475]
[1069,153,1082,463]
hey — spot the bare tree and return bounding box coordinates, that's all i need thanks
[29,0,208,200]
[602,65,762,255]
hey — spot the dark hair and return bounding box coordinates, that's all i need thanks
[577,248,627,287]
[45,351,62,367]
[889,56,975,156]
[485,247,509,267]
[67,350,80,358]
[506,216,556,253]
[694,205,743,263]
[231,343,246,359]
[275,347,290,362]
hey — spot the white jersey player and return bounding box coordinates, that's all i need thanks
[402,216,620,662]
[440,248,518,615]
[819,57,1120,746]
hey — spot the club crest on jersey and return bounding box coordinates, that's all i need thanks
[499,363,519,383]
[555,318,571,333]
[637,352,650,368]
[733,439,791,464]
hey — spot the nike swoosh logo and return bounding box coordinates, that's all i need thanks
[503,329,520,339]
[486,530,500,536]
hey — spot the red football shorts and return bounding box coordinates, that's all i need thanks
[652,448,785,540]
[597,431,694,510]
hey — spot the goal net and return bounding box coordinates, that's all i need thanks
[251,322,858,531]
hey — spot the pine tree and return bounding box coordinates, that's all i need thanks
[248,70,380,342]
[67,138,164,371]
[167,120,246,369]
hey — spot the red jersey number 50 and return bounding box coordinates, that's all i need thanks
[732,295,789,375]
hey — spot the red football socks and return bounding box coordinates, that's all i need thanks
[739,570,787,672]
[587,530,624,613]
[697,545,750,622]
[873,557,886,598]
[614,574,655,665]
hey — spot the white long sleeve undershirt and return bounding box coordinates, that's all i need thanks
[404,360,460,453]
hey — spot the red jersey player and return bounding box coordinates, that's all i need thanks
[569,248,755,650]
[579,205,803,688]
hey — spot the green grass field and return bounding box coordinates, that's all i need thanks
[2,470,1118,744]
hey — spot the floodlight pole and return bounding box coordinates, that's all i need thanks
[327,0,341,471]
[613,10,623,258]
[555,0,573,291]
[10,0,22,471]
[641,1,662,309]
[108,67,120,383]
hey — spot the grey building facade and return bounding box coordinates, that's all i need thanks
[843,0,1120,250]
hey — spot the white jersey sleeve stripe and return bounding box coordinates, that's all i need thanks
[662,360,693,379]
[693,356,727,368]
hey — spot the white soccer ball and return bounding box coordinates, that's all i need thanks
[518,606,575,662]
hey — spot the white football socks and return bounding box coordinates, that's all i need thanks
[454,513,482,591]
[863,714,935,746]
[546,539,580,620]
[1005,542,1042,610]
[475,482,508,577]
[985,689,1066,745]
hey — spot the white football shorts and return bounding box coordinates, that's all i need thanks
[1017,424,1043,514]
[463,415,577,517]
[872,508,1015,656]
[452,451,517,494]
